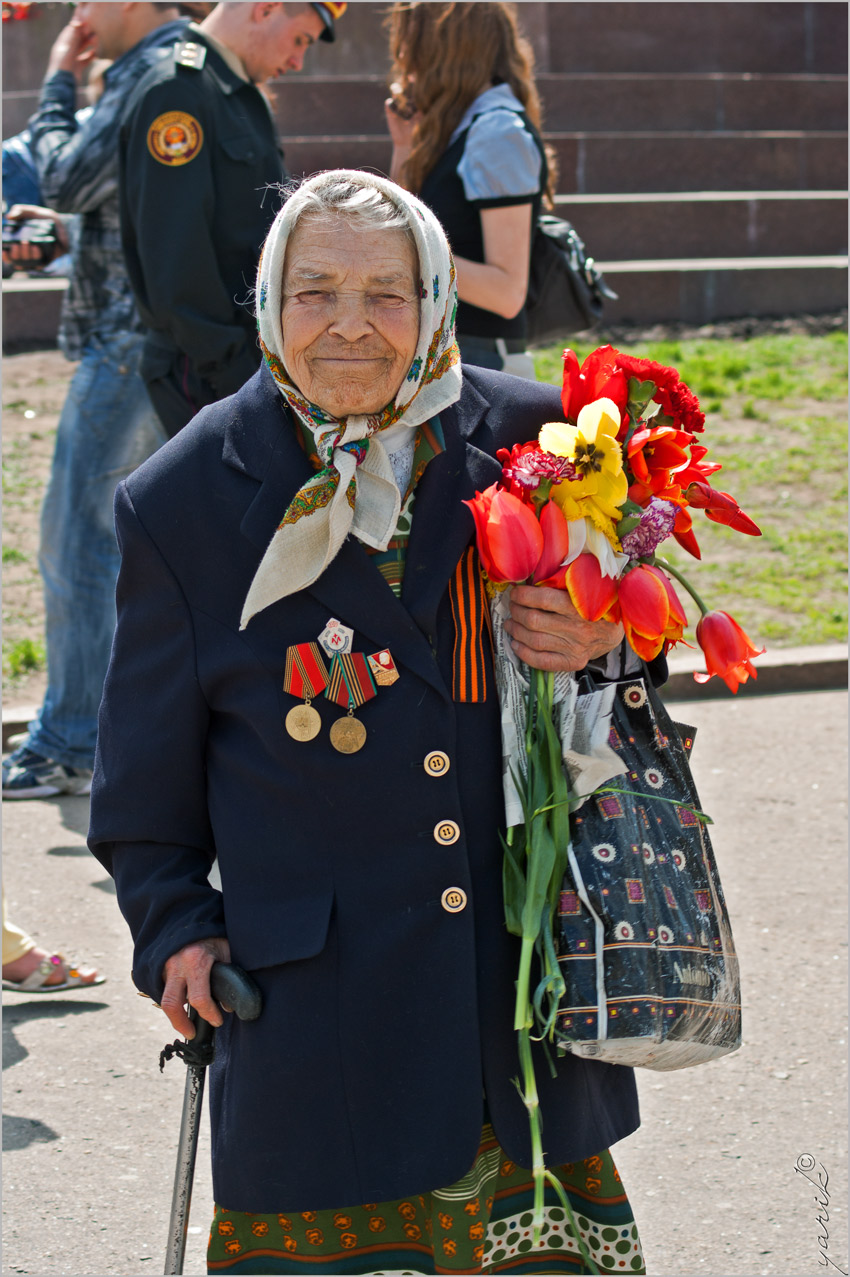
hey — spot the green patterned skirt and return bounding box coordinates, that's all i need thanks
[207,1125,644,1275]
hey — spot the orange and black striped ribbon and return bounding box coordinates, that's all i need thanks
[325,652,377,708]
[283,642,329,699]
[449,547,492,702]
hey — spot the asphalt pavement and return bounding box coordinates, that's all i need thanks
[2,685,847,1277]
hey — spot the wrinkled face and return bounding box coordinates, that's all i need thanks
[75,3,128,60]
[281,217,420,417]
[240,3,325,81]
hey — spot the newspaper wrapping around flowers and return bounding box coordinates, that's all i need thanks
[489,590,627,828]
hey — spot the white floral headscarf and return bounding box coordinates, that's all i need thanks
[240,170,461,629]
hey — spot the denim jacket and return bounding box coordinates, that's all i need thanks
[28,18,188,360]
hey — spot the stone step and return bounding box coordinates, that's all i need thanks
[280,131,847,195]
[545,2,847,75]
[4,257,846,351]
[595,256,849,327]
[298,1,848,77]
[2,275,67,348]
[537,73,848,133]
[3,1,846,136]
[664,642,848,701]
[556,192,848,261]
[266,73,847,140]
[548,132,848,194]
[5,66,848,141]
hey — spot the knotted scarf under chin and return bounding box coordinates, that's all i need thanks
[240,170,462,630]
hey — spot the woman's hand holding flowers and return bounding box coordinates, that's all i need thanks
[505,585,624,672]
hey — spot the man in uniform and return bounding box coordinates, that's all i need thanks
[2,2,189,801]
[118,1,346,438]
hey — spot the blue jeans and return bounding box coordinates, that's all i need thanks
[26,331,166,769]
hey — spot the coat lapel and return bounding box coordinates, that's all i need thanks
[223,365,314,552]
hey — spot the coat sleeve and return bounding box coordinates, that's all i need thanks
[28,72,122,215]
[88,480,226,1002]
[118,73,257,394]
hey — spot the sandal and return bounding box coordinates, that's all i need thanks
[2,952,105,992]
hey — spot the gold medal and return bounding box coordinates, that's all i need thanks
[285,702,321,742]
[329,710,367,754]
[283,644,330,741]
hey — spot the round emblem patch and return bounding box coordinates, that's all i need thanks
[147,111,203,166]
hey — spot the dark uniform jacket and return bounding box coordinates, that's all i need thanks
[88,364,640,1212]
[118,34,285,435]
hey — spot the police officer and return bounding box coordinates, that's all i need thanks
[118,2,347,437]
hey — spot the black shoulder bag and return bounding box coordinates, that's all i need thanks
[525,213,619,348]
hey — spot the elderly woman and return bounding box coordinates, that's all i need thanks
[89,171,646,1275]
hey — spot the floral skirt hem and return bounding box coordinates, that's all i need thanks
[207,1125,644,1275]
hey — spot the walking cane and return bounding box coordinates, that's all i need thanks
[159,961,262,1276]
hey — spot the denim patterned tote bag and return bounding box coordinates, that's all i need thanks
[555,670,742,1070]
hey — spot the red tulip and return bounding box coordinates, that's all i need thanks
[561,346,629,424]
[645,565,688,649]
[685,481,762,537]
[694,611,764,693]
[564,553,619,622]
[616,563,672,661]
[531,500,571,583]
[464,484,544,584]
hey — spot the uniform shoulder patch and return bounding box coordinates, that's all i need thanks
[147,111,204,166]
[175,40,207,70]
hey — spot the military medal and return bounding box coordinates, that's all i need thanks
[367,649,399,687]
[329,712,368,754]
[283,643,329,741]
[325,652,376,754]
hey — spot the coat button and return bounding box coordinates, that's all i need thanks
[441,886,467,913]
[434,820,460,845]
[424,750,450,777]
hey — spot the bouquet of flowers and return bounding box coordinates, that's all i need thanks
[464,345,762,1248]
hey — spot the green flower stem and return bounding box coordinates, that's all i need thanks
[518,1027,601,1272]
[507,659,604,1267]
[514,934,535,1032]
[655,555,710,616]
[595,785,713,824]
[517,1024,546,1242]
[542,1171,601,1274]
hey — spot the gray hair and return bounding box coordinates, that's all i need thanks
[284,173,417,249]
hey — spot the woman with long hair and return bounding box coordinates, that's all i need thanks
[385,1,555,378]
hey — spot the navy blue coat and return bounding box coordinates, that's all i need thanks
[88,361,640,1212]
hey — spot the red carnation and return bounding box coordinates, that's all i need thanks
[617,353,706,434]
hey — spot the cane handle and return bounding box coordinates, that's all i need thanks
[210,961,262,1021]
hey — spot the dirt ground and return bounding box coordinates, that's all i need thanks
[2,348,70,711]
[2,688,846,1276]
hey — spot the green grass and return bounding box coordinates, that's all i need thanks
[2,547,27,565]
[3,637,46,682]
[533,332,848,649]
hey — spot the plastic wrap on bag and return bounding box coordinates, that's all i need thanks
[555,673,742,1070]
